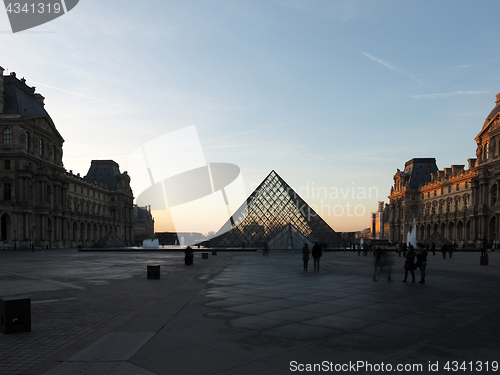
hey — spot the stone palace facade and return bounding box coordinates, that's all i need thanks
[389,93,500,247]
[0,66,137,249]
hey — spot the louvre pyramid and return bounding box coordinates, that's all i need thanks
[209,170,344,249]
[92,231,127,248]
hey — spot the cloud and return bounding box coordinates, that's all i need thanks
[457,64,477,69]
[411,90,490,100]
[361,52,423,84]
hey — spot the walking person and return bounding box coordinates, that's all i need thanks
[416,245,428,284]
[481,237,488,257]
[302,243,310,271]
[402,244,416,283]
[441,243,447,259]
[431,242,436,256]
[312,242,322,271]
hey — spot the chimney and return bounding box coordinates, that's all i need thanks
[496,93,500,106]
[468,158,476,169]
[0,66,4,113]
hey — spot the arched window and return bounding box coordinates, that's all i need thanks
[25,132,30,149]
[52,145,56,161]
[492,184,497,206]
[485,142,489,160]
[39,139,44,156]
[3,128,12,147]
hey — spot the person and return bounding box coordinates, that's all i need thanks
[263,242,269,256]
[481,237,488,257]
[416,245,428,284]
[312,242,322,271]
[373,247,381,282]
[184,246,194,265]
[431,242,436,256]
[448,244,454,259]
[403,244,416,283]
[401,242,407,257]
[373,247,393,282]
[441,243,447,259]
[302,243,310,271]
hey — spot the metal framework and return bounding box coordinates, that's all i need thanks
[209,170,343,249]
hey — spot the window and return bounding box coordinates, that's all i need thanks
[412,195,415,201]
[456,184,459,191]
[421,194,424,200]
[3,128,12,147]
[39,139,44,156]
[3,183,11,200]
[25,132,30,149]
[434,190,436,197]
[448,186,452,193]
[87,189,89,196]
[441,188,444,195]
[485,143,489,160]
[52,145,56,161]
[74,185,77,192]
[4,160,10,170]
[427,192,430,198]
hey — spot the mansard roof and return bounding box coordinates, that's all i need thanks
[402,158,438,189]
[1,72,63,141]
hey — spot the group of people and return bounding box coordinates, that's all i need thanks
[302,242,322,271]
[402,243,428,283]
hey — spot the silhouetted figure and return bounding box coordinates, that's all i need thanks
[263,242,269,256]
[302,243,310,271]
[242,242,245,250]
[373,247,393,282]
[448,244,454,259]
[400,242,407,257]
[403,244,416,283]
[363,243,368,256]
[312,242,322,271]
[481,237,488,257]
[185,246,194,265]
[417,245,428,284]
[441,243,447,259]
[431,242,436,256]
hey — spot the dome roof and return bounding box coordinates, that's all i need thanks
[482,93,500,131]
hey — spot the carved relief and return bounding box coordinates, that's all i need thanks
[476,144,483,163]
[491,138,497,156]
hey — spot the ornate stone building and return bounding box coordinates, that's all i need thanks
[0,67,136,249]
[388,93,500,247]
[133,205,155,245]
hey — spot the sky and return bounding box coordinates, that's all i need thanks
[2,0,500,235]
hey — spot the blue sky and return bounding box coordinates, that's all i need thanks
[2,0,500,233]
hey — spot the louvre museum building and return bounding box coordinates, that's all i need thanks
[389,93,500,247]
[0,67,139,249]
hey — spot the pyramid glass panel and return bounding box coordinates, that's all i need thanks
[209,171,344,249]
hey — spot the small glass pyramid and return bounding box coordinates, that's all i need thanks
[209,171,344,249]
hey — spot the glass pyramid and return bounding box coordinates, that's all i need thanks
[209,170,344,249]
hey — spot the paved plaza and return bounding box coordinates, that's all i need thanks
[1,249,500,375]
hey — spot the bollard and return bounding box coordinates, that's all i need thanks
[0,298,31,334]
[147,265,161,279]
[202,253,209,259]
